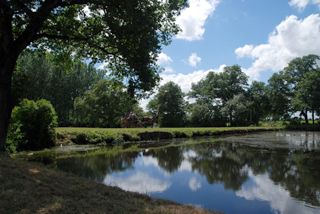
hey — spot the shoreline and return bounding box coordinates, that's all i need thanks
[56,126,284,146]
[0,154,219,214]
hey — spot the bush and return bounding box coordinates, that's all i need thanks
[6,99,58,152]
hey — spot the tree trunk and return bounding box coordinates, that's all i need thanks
[0,58,16,152]
[300,110,308,125]
[312,110,315,125]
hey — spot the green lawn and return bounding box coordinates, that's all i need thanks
[56,126,283,146]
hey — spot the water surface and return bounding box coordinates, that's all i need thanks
[53,131,320,214]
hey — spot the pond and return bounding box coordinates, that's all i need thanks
[51,131,320,214]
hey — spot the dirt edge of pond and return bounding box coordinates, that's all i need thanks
[0,154,221,214]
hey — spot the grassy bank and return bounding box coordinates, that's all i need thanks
[0,154,218,214]
[56,126,283,146]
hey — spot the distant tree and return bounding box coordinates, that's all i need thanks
[220,65,249,103]
[293,71,320,124]
[190,65,248,104]
[0,0,186,150]
[284,55,320,123]
[149,82,186,127]
[73,80,135,127]
[267,54,320,123]
[12,51,105,125]
[247,81,270,124]
[188,101,225,127]
[147,97,159,120]
[189,65,248,126]
[267,71,292,120]
[221,94,251,126]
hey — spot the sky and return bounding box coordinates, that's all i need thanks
[140,0,320,108]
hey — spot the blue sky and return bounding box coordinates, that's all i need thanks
[155,0,320,94]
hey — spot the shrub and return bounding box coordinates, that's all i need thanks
[6,99,58,152]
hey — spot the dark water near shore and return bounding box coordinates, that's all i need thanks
[53,131,320,214]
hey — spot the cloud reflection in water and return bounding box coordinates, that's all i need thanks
[104,171,171,194]
[236,170,319,214]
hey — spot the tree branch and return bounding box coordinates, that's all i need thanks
[35,33,117,56]
[58,0,91,7]
[13,0,60,53]
[12,1,35,17]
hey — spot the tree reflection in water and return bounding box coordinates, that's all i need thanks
[54,132,320,210]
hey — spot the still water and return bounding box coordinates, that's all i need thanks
[54,132,320,214]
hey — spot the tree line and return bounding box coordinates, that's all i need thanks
[11,52,320,128]
[148,55,320,127]
[12,51,142,128]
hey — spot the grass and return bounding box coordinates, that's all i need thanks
[56,126,283,146]
[0,154,219,214]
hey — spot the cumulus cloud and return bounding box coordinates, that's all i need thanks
[104,171,170,194]
[139,65,226,110]
[235,14,320,80]
[289,0,320,10]
[162,67,175,74]
[157,52,175,74]
[235,45,254,58]
[176,0,220,41]
[188,53,202,67]
[157,52,173,65]
[161,64,226,93]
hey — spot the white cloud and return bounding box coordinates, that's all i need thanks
[160,64,226,93]
[139,65,226,110]
[289,0,320,10]
[236,171,319,214]
[176,0,220,41]
[189,177,202,191]
[188,53,202,67]
[157,52,173,65]
[104,171,170,194]
[235,45,254,58]
[157,52,175,74]
[162,67,175,74]
[235,14,320,80]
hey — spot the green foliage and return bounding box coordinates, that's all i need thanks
[189,65,249,126]
[12,51,105,125]
[6,99,58,152]
[267,54,320,123]
[294,71,320,114]
[8,0,187,94]
[267,71,292,120]
[247,81,270,124]
[73,79,135,127]
[149,81,186,127]
[188,102,225,127]
[221,94,252,126]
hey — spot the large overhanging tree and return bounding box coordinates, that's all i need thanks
[0,0,186,151]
